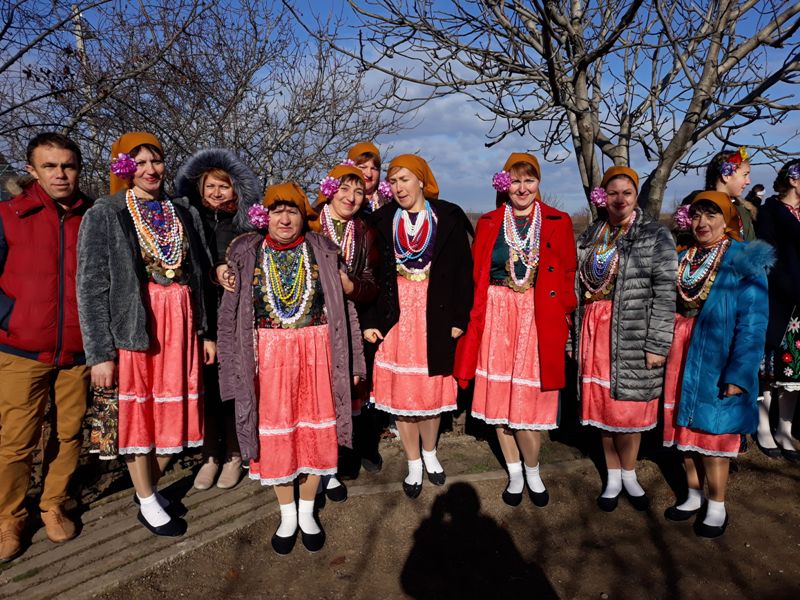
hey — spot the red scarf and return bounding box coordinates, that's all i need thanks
[264,233,305,250]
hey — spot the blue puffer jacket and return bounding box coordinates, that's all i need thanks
[676,240,775,434]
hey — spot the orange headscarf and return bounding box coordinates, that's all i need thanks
[497,152,543,206]
[262,182,319,230]
[110,132,162,195]
[387,154,439,200]
[691,190,743,242]
[315,165,365,207]
[601,166,639,190]
[347,141,381,163]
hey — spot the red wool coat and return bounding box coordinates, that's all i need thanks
[454,203,577,391]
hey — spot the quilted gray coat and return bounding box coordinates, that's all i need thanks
[574,208,677,401]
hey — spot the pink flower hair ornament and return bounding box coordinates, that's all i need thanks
[378,180,393,201]
[492,171,512,193]
[589,187,608,208]
[111,153,137,180]
[673,205,692,231]
[248,204,270,229]
[319,176,340,199]
[340,158,356,167]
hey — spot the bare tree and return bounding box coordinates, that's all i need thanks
[287,0,800,215]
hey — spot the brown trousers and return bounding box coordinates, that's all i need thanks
[0,351,89,526]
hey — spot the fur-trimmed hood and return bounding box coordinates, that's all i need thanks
[730,239,776,279]
[175,148,261,233]
[4,174,35,197]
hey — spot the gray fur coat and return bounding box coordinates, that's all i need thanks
[76,190,212,366]
[574,208,677,401]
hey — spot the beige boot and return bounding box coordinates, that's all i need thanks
[40,507,77,543]
[0,521,23,562]
[216,456,242,489]
[193,458,219,490]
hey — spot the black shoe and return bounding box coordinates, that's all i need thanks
[325,481,348,503]
[596,494,619,512]
[361,454,383,474]
[625,490,650,512]
[300,526,326,552]
[781,448,800,462]
[402,481,422,498]
[752,435,782,458]
[695,514,729,539]
[136,511,186,537]
[426,470,446,486]
[664,504,702,522]
[501,487,523,507]
[271,530,298,555]
[529,488,550,508]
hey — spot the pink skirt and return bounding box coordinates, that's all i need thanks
[371,276,457,417]
[580,301,658,432]
[118,283,203,454]
[663,315,740,457]
[248,325,338,485]
[472,285,559,429]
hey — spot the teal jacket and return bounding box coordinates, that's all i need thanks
[676,240,774,434]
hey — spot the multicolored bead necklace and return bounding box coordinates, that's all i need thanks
[393,202,436,281]
[261,238,313,325]
[678,237,729,303]
[579,212,637,298]
[502,201,541,291]
[320,204,356,269]
[126,189,184,278]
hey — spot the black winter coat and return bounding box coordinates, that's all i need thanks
[361,198,474,376]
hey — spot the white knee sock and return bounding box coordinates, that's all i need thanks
[602,468,622,498]
[326,475,342,490]
[506,461,524,494]
[703,499,726,528]
[775,391,798,451]
[405,458,423,485]
[756,391,778,448]
[138,493,170,527]
[524,463,546,493]
[676,487,704,511]
[421,448,443,474]
[298,498,319,534]
[621,468,645,497]
[276,502,297,538]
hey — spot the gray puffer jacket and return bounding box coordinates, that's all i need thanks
[574,208,677,401]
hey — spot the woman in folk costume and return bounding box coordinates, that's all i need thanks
[453,153,577,507]
[362,155,473,498]
[217,183,365,555]
[77,132,213,536]
[347,141,392,214]
[313,163,380,500]
[574,166,677,512]
[705,147,754,240]
[663,191,773,538]
[175,148,260,491]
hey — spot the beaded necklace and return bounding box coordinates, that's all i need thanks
[261,238,313,326]
[677,237,729,303]
[578,212,637,299]
[126,189,184,278]
[320,204,356,269]
[502,202,541,291]
[393,201,435,262]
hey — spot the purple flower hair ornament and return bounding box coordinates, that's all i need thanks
[589,187,608,208]
[673,205,692,231]
[788,163,800,180]
[341,158,356,167]
[319,176,340,199]
[492,170,512,193]
[719,162,736,177]
[111,153,137,180]
[378,179,393,201]
[248,204,270,229]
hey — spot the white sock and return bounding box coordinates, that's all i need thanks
[276,502,297,538]
[524,463,546,494]
[405,458,423,485]
[676,487,704,511]
[138,493,170,527]
[506,461,524,494]
[326,475,342,490]
[421,448,443,474]
[621,469,645,497]
[703,499,726,528]
[602,468,622,498]
[756,392,778,448]
[298,498,319,534]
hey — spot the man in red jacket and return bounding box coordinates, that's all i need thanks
[0,132,92,562]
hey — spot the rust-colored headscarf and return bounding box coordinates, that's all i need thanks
[691,190,743,242]
[110,132,162,195]
[315,165,365,207]
[601,166,639,190]
[497,152,543,207]
[387,154,439,200]
[347,141,381,164]
[262,182,319,230]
